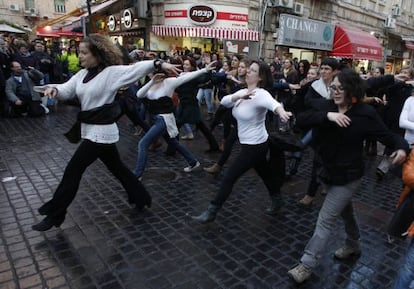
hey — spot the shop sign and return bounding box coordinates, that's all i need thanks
[188,4,217,26]
[277,14,334,51]
[108,15,116,31]
[122,9,133,29]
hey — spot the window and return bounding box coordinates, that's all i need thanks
[24,0,34,9]
[54,0,66,13]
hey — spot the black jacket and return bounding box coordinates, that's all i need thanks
[297,100,409,184]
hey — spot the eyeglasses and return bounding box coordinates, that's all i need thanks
[329,84,344,94]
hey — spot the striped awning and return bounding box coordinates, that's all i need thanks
[152,25,259,41]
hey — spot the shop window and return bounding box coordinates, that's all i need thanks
[54,0,66,13]
[24,0,34,9]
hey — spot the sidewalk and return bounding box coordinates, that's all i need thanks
[0,105,409,289]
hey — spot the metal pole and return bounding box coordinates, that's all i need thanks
[85,0,92,36]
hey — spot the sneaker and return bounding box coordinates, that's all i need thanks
[203,163,222,174]
[184,161,200,172]
[334,245,361,259]
[181,133,194,140]
[299,195,314,206]
[287,263,312,284]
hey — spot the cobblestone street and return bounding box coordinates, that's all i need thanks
[0,105,410,289]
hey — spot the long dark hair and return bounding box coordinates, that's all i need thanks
[81,34,122,70]
[250,60,274,93]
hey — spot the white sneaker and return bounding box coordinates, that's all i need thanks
[288,263,312,284]
[181,133,194,140]
[184,161,200,172]
[334,245,361,259]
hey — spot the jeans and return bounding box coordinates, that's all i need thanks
[393,239,414,289]
[301,179,361,269]
[196,88,214,113]
[133,115,198,177]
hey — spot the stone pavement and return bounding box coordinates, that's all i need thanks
[0,104,410,289]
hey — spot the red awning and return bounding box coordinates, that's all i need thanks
[36,26,83,38]
[152,25,259,41]
[406,41,414,50]
[330,25,383,61]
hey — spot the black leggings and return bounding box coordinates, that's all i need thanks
[38,140,150,220]
[211,141,284,207]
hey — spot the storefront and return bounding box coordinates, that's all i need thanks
[150,3,259,57]
[275,14,334,64]
[106,7,147,51]
[329,25,383,72]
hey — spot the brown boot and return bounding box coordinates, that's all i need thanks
[299,195,314,206]
[203,163,222,174]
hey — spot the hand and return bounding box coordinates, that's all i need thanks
[327,112,351,127]
[373,97,384,104]
[275,106,292,122]
[390,149,407,165]
[44,86,58,98]
[15,99,22,105]
[289,84,301,90]
[205,60,217,71]
[161,62,182,76]
[26,66,34,70]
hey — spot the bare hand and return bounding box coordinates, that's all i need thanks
[15,99,22,105]
[390,149,407,165]
[275,106,292,122]
[161,62,182,76]
[44,86,58,98]
[206,60,217,71]
[289,84,301,90]
[327,112,351,127]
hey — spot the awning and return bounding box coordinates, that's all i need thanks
[0,24,27,34]
[405,41,414,50]
[36,26,82,38]
[330,25,383,61]
[152,25,259,41]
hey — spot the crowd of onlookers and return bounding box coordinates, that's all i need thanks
[1,32,414,287]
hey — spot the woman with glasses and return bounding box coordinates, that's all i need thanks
[287,68,409,284]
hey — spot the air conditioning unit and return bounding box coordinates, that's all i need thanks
[385,16,396,29]
[294,3,304,15]
[271,0,294,9]
[392,5,401,17]
[9,4,20,11]
[25,7,38,14]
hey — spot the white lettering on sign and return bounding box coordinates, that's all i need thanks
[286,17,318,33]
[192,10,212,18]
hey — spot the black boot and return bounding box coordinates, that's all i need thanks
[264,195,284,215]
[191,204,220,224]
[32,216,64,231]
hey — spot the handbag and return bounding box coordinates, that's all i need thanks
[387,188,414,238]
[268,117,305,152]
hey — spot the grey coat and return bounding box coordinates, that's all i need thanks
[5,69,44,103]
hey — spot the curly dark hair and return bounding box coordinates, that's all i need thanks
[335,68,367,103]
[81,34,123,69]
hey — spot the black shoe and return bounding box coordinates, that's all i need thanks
[32,217,64,231]
[264,195,284,215]
[191,204,220,224]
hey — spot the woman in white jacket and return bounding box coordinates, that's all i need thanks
[32,34,181,231]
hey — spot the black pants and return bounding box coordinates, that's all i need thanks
[211,141,284,207]
[38,140,150,220]
[217,126,238,167]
